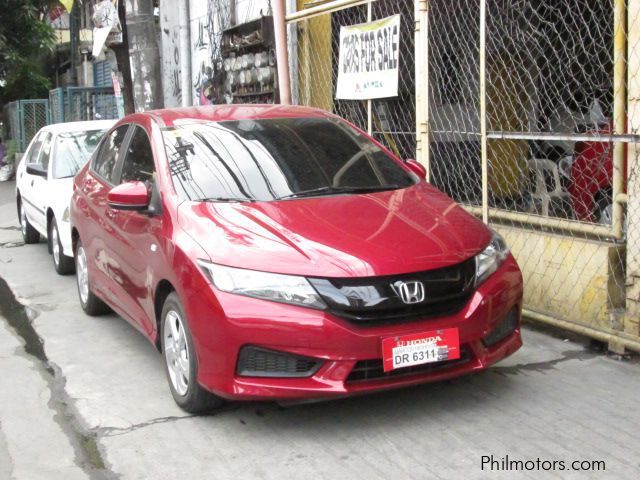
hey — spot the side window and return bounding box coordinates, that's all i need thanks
[92,125,129,183]
[119,126,156,184]
[39,133,53,171]
[25,131,47,165]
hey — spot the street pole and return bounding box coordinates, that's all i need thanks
[125,0,163,110]
[479,0,488,224]
[111,0,135,114]
[70,2,79,86]
[273,0,291,104]
[178,0,192,106]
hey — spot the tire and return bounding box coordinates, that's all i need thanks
[50,218,75,275]
[161,292,223,413]
[19,198,40,244]
[75,239,110,315]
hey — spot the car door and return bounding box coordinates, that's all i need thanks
[82,124,132,305]
[19,131,49,232]
[30,132,54,232]
[105,125,161,335]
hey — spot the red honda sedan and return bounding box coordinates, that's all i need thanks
[70,105,523,412]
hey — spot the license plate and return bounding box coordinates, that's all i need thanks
[382,328,460,372]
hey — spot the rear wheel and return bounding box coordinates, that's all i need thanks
[19,199,40,244]
[50,218,75,275]
[161,292,223,413]
[75,239,110,315]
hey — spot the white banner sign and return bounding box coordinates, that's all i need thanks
[92,0,121,57]
[336,15,400,100]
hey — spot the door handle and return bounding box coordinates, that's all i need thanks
[30,180,34,187]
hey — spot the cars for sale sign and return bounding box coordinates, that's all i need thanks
[336,15,400,100]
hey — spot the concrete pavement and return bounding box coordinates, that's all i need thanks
[0,178,639,479]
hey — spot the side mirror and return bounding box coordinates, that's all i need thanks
[107,181,150,211]
[405,159,426,179]
[26,164,48,178]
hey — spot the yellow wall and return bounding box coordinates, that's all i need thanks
[296,1,333,111]
[486,57,529,199]
[494,225,626,331]
[624,0,640,337]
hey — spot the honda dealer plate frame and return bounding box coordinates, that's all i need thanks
[381,328,460,372]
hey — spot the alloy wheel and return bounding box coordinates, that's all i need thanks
[76,246,90,305]
[52,224,60,267]
[20,204,27,237]
[164,310,190,396]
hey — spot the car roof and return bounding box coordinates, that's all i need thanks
[39,119,118,135]
[142,104,332,128]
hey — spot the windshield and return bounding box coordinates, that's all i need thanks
[53,129,106,178]
[161,117,416,202]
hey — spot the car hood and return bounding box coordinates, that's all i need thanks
[177,183,492,278]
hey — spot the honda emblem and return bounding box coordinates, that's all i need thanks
[393,280,426,304]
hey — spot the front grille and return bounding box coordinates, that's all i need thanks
[309,257,476,325]
[236,346,323,378]
[346,348,471,383]
[330,295,471,323]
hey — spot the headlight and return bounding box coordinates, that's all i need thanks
[197,260,326,309]
[475,231,509,285]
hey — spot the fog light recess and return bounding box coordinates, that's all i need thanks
[483,308,519,347]
[236,346,323,378]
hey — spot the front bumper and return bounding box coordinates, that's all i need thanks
[185,255,523,401]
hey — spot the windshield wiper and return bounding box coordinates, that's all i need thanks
[278,184,401,200]
[193,197,256,203]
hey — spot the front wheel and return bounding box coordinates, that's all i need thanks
[161,292,223,413]
[50,218,75,275]
[75,239,110,315]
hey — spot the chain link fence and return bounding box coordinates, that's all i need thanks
[2,87,118,158]
[428,0,637,343]
[2,99,50,152]
[288,0,415,160]
[430,0,622,224]
[49,88,65,124]
[49,87,119,124]
[2,102,20,147]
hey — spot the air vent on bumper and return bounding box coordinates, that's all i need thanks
[482,308,519,347]
[236,346,323,378]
